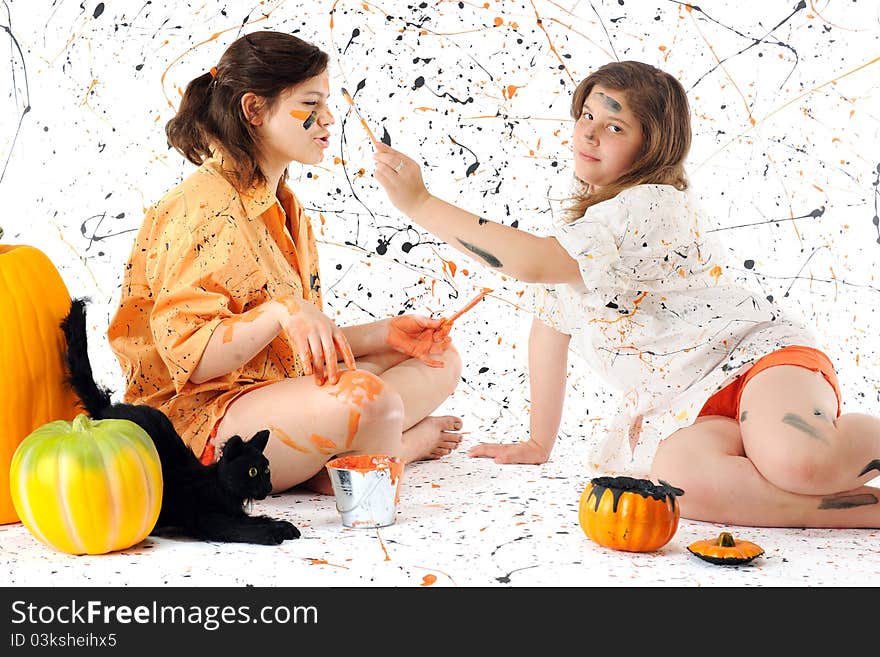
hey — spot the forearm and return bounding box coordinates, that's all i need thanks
[410,195,555,283]
[190,301,284,384]
[340,318,390,358]
[527,317,570,456]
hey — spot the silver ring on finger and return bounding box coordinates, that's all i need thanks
[393,160,405,173]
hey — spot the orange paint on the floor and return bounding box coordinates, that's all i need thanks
[376,528,391,561]
[304,558,349,569]
[709,265,723,284]
[421,574,437,586]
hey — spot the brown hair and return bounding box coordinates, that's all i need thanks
[165,31,329,190]
[564,60,691,222]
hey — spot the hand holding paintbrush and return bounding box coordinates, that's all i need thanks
[440,287,493,330]
[384,289,493,367]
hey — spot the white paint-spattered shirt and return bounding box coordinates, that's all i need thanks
[531,183,816,476]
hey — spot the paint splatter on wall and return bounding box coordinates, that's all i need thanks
[2,1,878,447]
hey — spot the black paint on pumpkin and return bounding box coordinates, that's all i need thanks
[587,476,685,512]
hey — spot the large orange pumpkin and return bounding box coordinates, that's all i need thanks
[578,476,684,552]
[0,236,82,524]
[10,413,163,555]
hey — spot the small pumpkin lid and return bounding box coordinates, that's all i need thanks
[688,532,764,565]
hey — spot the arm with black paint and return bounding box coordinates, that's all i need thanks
[373,143,582,285]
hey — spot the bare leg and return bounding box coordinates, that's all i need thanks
[651,366,880,528]
[357,343,465,462]
[738,366,880,494]
[215,369,405,493]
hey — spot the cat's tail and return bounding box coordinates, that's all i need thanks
[60,297,115,417]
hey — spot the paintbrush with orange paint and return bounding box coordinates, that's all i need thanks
[289,109,318,129]
[440,287,493,329]
[340,87,380,148]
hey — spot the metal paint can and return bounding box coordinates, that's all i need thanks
[325,454,403,528]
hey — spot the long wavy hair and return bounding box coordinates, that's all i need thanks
[165,31,329,190]
[564,61,691,222]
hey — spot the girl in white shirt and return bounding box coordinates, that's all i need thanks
[373,60,880,528]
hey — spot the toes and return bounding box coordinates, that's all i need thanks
[440,416,463,431]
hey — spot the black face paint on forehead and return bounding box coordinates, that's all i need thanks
[596,91,622,112]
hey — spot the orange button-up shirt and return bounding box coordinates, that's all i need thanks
[107,155,322,456]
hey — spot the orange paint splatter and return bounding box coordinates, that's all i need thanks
[159,9,279,110]
[421,574,437,586]
[709,265,723,284]
[331,370,384,407]
[308,434,338,452]
[376,528,391,561]
[344,409,361,449]
[277,296,301,313]
[81,78,99,106]
[305,557,349,569]
[269,425,310,453]
[220,307,264,343]
[504,84,522,100]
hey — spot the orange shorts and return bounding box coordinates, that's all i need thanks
[697,345,841,421]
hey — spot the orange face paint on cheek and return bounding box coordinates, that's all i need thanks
[289,109,318,129]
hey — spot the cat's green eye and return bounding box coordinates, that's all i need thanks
[248,467,258,477]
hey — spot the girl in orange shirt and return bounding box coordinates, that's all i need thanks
[108,31,463,494]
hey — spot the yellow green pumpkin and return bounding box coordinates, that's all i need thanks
[0,238,82,524]
[10,413,163,555]
[688,532,764,565]
[579,476,684,552]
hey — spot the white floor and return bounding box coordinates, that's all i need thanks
[3,415,879,588]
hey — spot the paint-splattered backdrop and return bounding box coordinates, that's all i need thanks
[2,1,878,452]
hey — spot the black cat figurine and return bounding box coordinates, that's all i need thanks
[60,297,300,545]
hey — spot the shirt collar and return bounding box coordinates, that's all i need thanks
[202,153,292,219]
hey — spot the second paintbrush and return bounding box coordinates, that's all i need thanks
[340,87,380,147]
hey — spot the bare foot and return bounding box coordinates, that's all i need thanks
[295,468,335,496]
[401,415,464,463]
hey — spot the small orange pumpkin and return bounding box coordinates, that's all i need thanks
[688,532,764,565]
[578,476,684,552]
